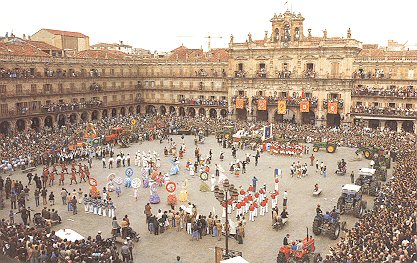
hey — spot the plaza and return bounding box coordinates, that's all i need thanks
[0,134,374,262]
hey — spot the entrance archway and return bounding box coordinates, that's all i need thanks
[16,119,26,131]
[102,109,108,119]
[120,107,126,116]
[57,114,66,127]
[0,121,10,134]
[326,114,341,127]
[283,109,295,123]
[111,108,117,117]
[146,105,156,115]
[368,119,380,129]
[402,120,414,133]
[274,111,283,123]
[302,111,315,125]
[188,108,196,117]
[179,107,185,117]
[198,108,206,117]
[169,106,176,115]
[385,120,397,131]
[44,116,53,128]
[128,106,134,114]
[160,106,167,115]
[236,109,247,120]
[81,112,88,122]
[31,117,40,130]
[256,110,268,122]
[70,113,77,124]
[220,109,227,118]
[136,105,141,114]
[209,109,217,118]
[91,110,99,121]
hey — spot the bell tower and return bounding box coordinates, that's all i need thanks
[270,11,305,44]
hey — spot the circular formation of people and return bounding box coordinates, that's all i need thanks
[0,113,416,263]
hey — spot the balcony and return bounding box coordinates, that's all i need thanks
[41,100,104,113]
[323,99,344,109]
[352,87,417,98]
[234,70,246,78]
[178,98,228,107]
[350,106,417,118]
[256,70,267,78]
[251,96,318,108]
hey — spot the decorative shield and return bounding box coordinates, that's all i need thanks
[125,167,134,178]
[89,178,98,187]
[114,176,123,185]
[200,172,209,181]
[132,178,141,189]
[107,173,116,181]
[131,119,137,125]
[166,182,177,193]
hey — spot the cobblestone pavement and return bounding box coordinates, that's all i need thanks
[0,135,385,263]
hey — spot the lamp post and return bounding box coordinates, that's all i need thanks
[213,179,239,259]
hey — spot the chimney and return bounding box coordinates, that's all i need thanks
[23,34,26,40]
[120,40,123,45]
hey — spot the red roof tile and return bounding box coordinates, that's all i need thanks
[0,42,50,57]
[27,40,61,51]
[43,29,87,38]
[73,49,130,60]
[168,45,228,62]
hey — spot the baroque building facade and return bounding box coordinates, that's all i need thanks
[1,10,417,134]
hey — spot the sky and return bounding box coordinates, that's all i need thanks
[1,0,416,52]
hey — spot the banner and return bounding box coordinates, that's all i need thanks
[328,102,338,114]
[257,99,267,111]
[277,100,286,115]
[300,100,310,113]
[235,98,244,109]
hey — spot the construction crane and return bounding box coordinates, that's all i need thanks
[176,33,223,51]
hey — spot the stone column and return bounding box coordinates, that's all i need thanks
[397,121,403,133]
[380,120,386,131]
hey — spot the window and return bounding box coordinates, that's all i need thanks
[408,69,414,79]
[238,90,244,96]
[43,84,53,93]
[211,82,215,89]
[306,63,314,71]
[283,63,289,71]
[121,82,125,89]
[259,63,266,70]
[102,69,106,76]
[31,84,37,93]
[388,103,396,108]
[110,69,115,76]
[373,102,379,107]
[221,96,226,101]
[15,84,23,94]
[328,93,340,100]
[356,102,362,106]
[120,69,124,76]
[112,95,117,101]
[0,85,6,94]
[199,82,204,90]
[198,95,204,100]
[406,103,413,109]
[210,96,215,100]
[257,91,263,96]
[238,63,244,71]
[305,92,312,98]
[0,104,7,114]
[281,92,287,98]
[58,84,63,93]
[112,82,116,88]
[331,62,339,76]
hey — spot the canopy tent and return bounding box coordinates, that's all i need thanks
[55,229,85,242]
[220,256,250,263]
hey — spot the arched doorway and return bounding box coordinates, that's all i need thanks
[179,107,185,117]
[81,112,88,122]
[169,106,176,115]
[236,109,247,120]
[120,107,126,116]
[128,106,134,114]
[188,108,196,117]
[91,110,99,121]
[256,110,268,122]
[136,105,141,114]
[220,109,227,118]
[326,114,341,127]
[385,120,397,131]
[209,109,217,118]
[402,120,414,133]
[302,111,315,125]
[111,108,117,117]
[16,119,26,131]
[283,109,296,123]
[57,114,66,127]
[368,119,380,129]
[146,105,156,115]
[160,106,167,115]
[70,113,77,124]
[0,121,10,134]
[198,108,206,117]
[31,117,40,130]
[102,109,108,119]
[44,116,53,128]
[274,111,283,123]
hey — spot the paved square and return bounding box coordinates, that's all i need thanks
[0,135,376,263]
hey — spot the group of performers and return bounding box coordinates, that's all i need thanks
[269,142,304,156]
[83,194,116,218]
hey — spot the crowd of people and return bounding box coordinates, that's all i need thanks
[178,98,228,107]
[0,112,416,261]
[350,105,417,117]
[353,85,417,98]
[42,100,103,113]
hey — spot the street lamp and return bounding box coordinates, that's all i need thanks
[213,178,239,259]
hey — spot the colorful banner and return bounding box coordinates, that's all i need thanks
[235,98,244,109]
[300,100,310,113]
[277,100,286,114]
[257,99,267,111]
[328,102,338,114]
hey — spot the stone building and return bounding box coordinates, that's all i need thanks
[31,29,90,51]
[1,11,417,134]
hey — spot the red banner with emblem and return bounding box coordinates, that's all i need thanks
[277,100,286,114]
[300,100,310,113]
[257,99,267,111]
[235,98,244,109]
[328,102,338,114]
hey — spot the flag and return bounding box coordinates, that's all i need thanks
[235,98,244,109]
[300,100,310,113]
[328,102,338,114]
[301,88,305,99]
[258,99,267,111]
[277,100,286,114]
